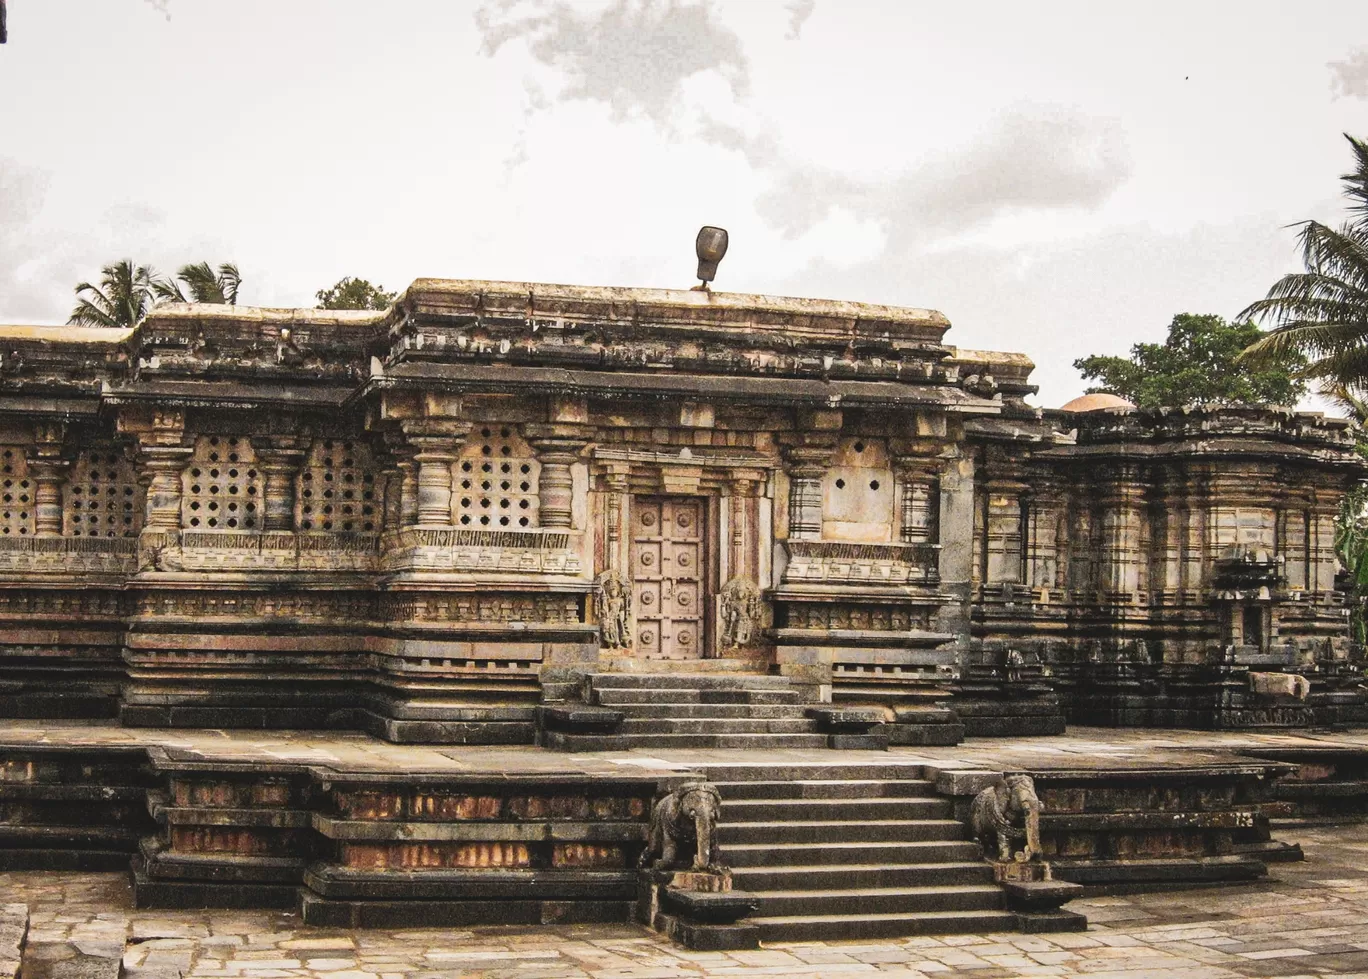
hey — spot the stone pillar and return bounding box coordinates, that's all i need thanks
[397,458,419,529]
[894,457,941,545]
[412,436,461,527]
[1098,462,1146,601]
[726,470,765,580]
[783,448,829,541]
[1025,471,1065,593]
[531,441,582,530]
[254,438,305,532]
[981,455,1029,586]
[602,463,631,572]
[29,422,68,537]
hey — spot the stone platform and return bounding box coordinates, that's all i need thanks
[0,721,1365,940]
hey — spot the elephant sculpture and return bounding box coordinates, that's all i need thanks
[971,773,1042,863]
[638,781,723,873]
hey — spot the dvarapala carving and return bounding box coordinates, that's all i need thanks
[638,781,723,873]
[971,773,1042,862]
[719,575,761,648]
[596,569,632,649]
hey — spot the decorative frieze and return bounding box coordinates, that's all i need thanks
[377,592,581,626]
[782,540,939,585]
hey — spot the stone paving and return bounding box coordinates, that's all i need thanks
[3,720,1368,776]
[3,821,1367,979]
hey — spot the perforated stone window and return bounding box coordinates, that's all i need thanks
[297,439,382,532]
[65,448,142,537]
[454,426,540,529]
[0,448,33,537]
[182,436,260,530]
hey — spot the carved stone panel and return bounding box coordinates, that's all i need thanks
[0,447,34,539]
[631,496,705,659]
[455,426,540,530]
[65,447,142,538]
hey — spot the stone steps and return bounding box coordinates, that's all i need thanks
[747,883,1005,917]
[749,909,1021,942]
[590,673,794,690]
[544,732,831,752]
[711,779,938,799]
[548,672,828,750]
[593,688,802,706]
[609,703,810,719]
[711,764,1018,942]
[617,718,819,736]
[723,839,984,867]
[732,861,994,890]
[721,797,951,822]
[719,818,967,845]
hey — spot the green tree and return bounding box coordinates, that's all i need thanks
[315,277,398,311]
[154,262,242,305]
[1240,134,1368,389]
[68,260,158,328]
[1073,313,1307,409]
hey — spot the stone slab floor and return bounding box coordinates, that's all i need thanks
[5,821,1368,979]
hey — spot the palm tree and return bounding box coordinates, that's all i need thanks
[1239,135,1368,387]
[68,260,158,328]
[154,262,242,305]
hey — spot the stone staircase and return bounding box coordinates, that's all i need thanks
[708,764,1018,941]
[542,673,829,751]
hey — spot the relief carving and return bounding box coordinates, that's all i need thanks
[719,575,762,649]
[596,569,632,649]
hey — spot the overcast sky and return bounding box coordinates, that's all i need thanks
[2,1,1367,406]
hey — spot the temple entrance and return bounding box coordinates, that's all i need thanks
[630,496,706,659]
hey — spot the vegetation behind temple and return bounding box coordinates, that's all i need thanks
[68,266,399,328]
[1239,134,1368,649]
[1073,313,1307,410]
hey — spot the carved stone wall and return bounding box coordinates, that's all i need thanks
[0,284,1359,740]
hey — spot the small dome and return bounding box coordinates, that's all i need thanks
[1058,392,1135,413]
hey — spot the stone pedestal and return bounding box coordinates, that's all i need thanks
[990,860,1087,933]
[637,869,759,951]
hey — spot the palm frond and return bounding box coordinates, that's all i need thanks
[217,263,241,305]
[1342,134,1368,221]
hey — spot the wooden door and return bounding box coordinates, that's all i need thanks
[631,497,705,659]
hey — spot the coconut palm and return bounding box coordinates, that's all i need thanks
[68,260,158,328]
[1239,135,1368,387]
[153,262,242,305]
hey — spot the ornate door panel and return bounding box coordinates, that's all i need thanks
[631,497,705,659]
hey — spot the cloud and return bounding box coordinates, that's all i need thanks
[475,0,749,126]
[0,158,66,322]
[753,107,1131,243]
[0,159,184,324]
[785,0,815,40]
[142,0,172,21]
[1330,48,1368,99]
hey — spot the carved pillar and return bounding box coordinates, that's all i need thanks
[412,436,461,527]
[124,409,192,534]
[973,448,1031,586]
[254,437,305,532]
[602,462,631,573]
[894,457,941,544]
[529,435,589,531]
[1098,461,1147,601]
[29,422,68,537]
[783,446,831,541]
[1025,470,1065,592]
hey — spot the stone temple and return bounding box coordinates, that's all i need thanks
[0,278,1363,745]
[2,278,1367,943]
